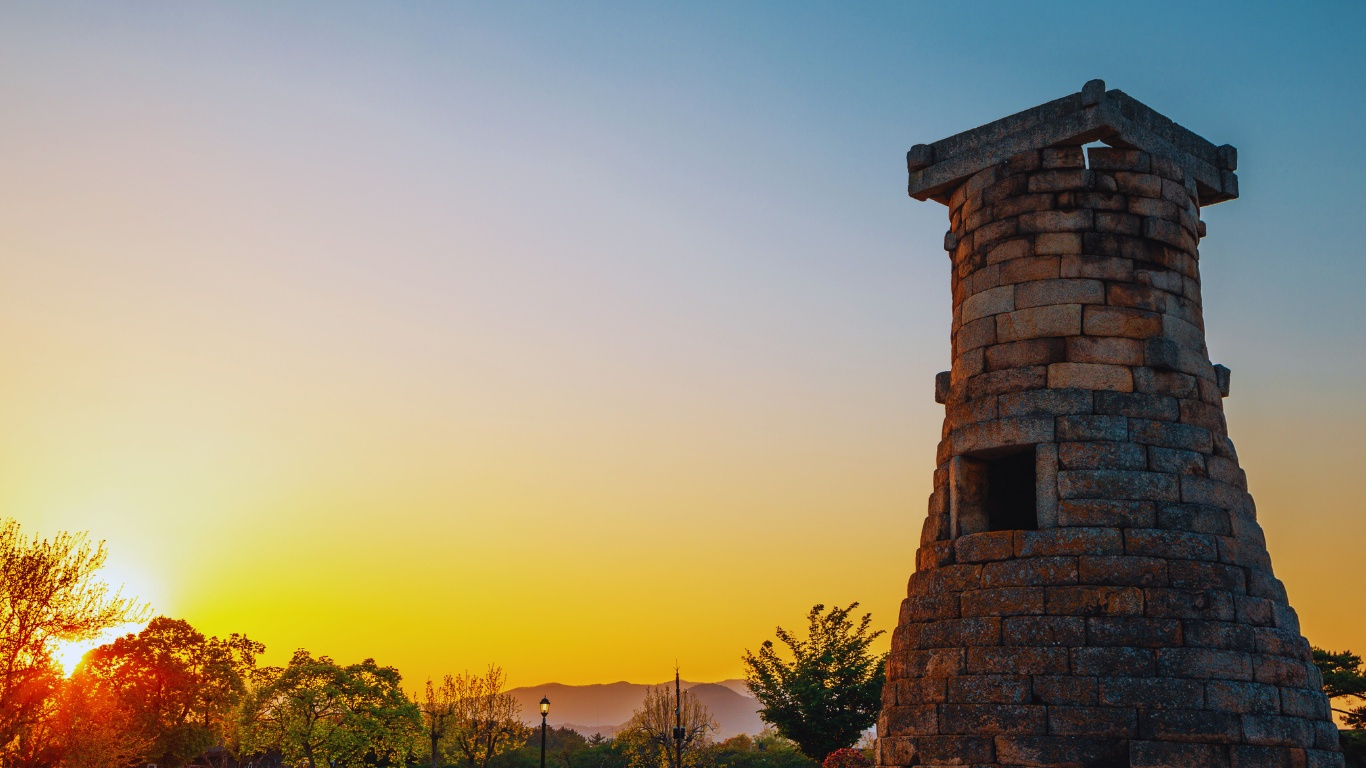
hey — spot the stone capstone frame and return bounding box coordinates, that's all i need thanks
[874,81,1343,768]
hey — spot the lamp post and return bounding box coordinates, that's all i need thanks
[672,671,684,768]
[539,697,550,768]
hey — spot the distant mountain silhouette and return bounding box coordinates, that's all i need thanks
[507,680,760,740]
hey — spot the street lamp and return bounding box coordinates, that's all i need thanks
[539,697,550,768]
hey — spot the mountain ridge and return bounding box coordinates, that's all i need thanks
[506,679,760,740]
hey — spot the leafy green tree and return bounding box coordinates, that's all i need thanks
[617,684,715,768]
[742,604,886,762]
[711,730,816,768]
[0,519,148,766]
[72,616,263,765]
[239,649,420,768]
[1312,647,1366,767]
[440,665,530,768]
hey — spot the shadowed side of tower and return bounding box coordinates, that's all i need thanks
[874,82,1342,768]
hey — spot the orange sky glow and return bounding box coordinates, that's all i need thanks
[4,4,1365,689]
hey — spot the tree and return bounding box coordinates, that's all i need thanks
[71,616,263,765]
[418,677,458,768]
[0,519,148,764]
[616,684,716,768]
[442,665,530,768]
[742,604,886,762]
[1312,647,1366,767]
[238,649,420,768]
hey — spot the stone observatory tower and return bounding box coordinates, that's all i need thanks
[874,81,1342,768]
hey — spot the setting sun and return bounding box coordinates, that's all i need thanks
[51,623,144,676]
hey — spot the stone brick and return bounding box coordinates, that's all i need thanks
[1045,585,1144,616]
[1083,305,1164,338]
[1158,503,1232,536]
[1000,254,1062,283]
[993,193,1054,218]
[1221,538,1274,570]
[1042,146,1085,169]
[882,703,938,735]
[954,531,1016,563]
[1183,621,1256,652]
[1110,170,1162,196]
[1001,615,1085,647]
[1048,362,1134,391]
[944,675,1031,704]
[1088,147,1150,172]
[1125,528,1219,561]
[1059,499,1156,528]
[985,236,1032,265]
[1181,475,1244,509]
[1015,278,1106,308]
[1032,675,1098,705]
[1140,709,1242,743]
[974,217,1020,249]
[1230,745,1311,768]
[994,735,1129,767]
[1100,677,1204,709]
[1149,446,1207,475]
[874,735,918,766]
[945,394,996,426]
[1205,680,1281,714]
[1015,527,1124,556]
[917,614,1005,645]
[1247,568,1288,602]
[911,735,994,765]
[1095,211,1143,236]
[1072,646,1156,676]
[1088,616,1182,647]
[1280,687,1330,719]
[1237,596,1276,627]
[961,285,1015,323]
[1028,169,1094,193]
[1182,398,1228,433]
[1056,414,1129,441]
[1242,715,1313,748]
[1131,419,1214,453]
[909,564,982,597]
[955,315,997,352]
[1130,195,1181,220]
[1058,470,1179,502]
[998,387,1093,417]
[1048,705,1138,738]
[960,587,1043,617]
[1057,441,1147,471]
[1130,741,1230,768]
[1032,232,1082,256]
[899,648,966,677]
[1061,254,1133,281]
[1078,555,1168,587]
[1109,282,1176,312]
[966,366,1048,398]
[1306,749,1347,768]
[1170,560,1246,593]
[967,646,1068,675]
[1066,335,1145,366]
[984,337,1066,370]
[1145,588,1236,621]
[1157,647,1253,680]
[951,417,1055,455]
[1255,627,1309,658]
[1095,391,1180,421]
[981,557,1078,588]
[903,593,961,624]
[996,304,1083,342]
[1134,367,1200,399]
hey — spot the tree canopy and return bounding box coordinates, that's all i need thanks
[742,604,885,762]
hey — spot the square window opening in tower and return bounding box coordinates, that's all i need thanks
[986,449,1037,532]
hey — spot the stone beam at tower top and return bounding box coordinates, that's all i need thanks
[906,79,1240,207]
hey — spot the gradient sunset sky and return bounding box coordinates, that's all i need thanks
[3,2,1365,688]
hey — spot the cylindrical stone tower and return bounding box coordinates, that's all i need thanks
[875,82,1342,768]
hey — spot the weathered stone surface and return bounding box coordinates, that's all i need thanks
[884,89,1333,767]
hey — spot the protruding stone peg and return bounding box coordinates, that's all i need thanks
[1198,220,1207,238]
[934,371,951,404]
[1214,364,1231,397]
[1082,79,1106,106]
[908,144,935,172]
[943,230,960,252]
[1217,144,1238,171]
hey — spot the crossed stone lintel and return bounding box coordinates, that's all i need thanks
[908,79,1240,207]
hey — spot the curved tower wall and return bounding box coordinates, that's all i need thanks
[876,144,1342,768]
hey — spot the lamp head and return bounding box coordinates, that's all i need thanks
[540,697,550,716]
